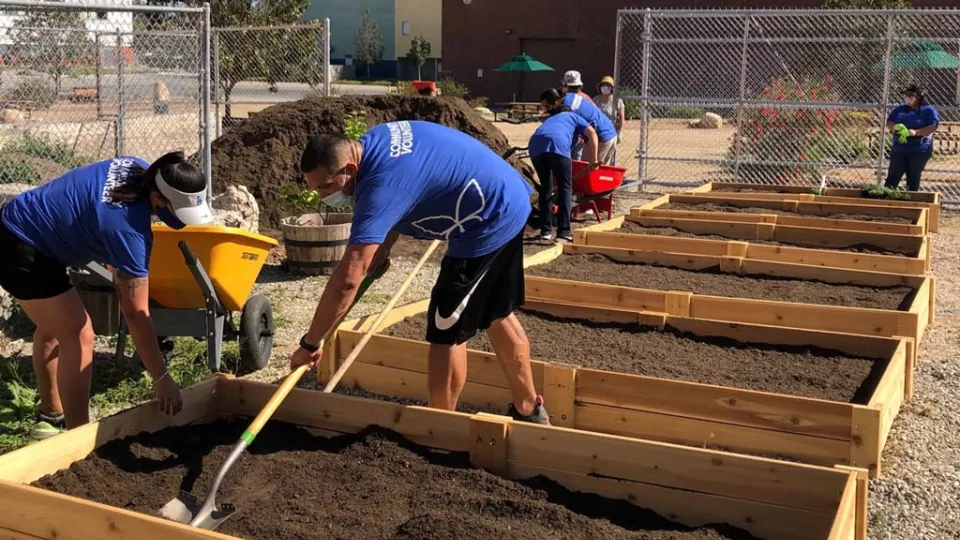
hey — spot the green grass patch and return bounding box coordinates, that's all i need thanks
[5,132,89,169]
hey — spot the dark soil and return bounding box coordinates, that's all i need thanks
[384,309,883,403]
[660,202,912,224]
[34,419,756,540]
[527,252,914,310]
[618,221,916,256]
[206,96,536,230]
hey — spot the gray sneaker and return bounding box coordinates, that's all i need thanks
[507,395,551,425]
[30,411,65,440]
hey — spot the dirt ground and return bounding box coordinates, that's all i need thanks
[619,220,916,256]
[526,252,914,310]
[384,308,880,404]
[659,201,914,224]
[34,419,755,540]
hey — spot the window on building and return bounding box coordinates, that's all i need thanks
[401,21,410,36]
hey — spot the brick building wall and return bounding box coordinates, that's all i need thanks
[443,0,960,102]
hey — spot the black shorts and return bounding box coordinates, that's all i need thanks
[0,212,73,301]
[426,229,525,345]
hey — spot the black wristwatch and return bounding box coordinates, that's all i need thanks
[299,335,320,353]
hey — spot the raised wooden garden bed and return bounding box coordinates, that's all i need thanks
[635,194,928,236]
[333,296,909,478]
[522,243,934,351]
[0,376,867,540]
[573,216,931,275]
[687,181,941,233]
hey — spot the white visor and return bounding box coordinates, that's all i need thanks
[155,170,213,226]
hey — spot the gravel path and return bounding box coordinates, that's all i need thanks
[867,209,960,540]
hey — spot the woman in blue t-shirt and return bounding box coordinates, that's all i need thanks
[0,152,213,438]
[885,84,940,191]
[528,88,599,243]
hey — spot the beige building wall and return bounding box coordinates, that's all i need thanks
[394,0,442,58]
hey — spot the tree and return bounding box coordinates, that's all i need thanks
[9,10,95,95]
[354,9,384,78]
[141,0,310,118]
[405,34,431,80]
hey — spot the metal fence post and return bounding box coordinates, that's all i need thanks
[323,17,331,97]
[202,2,212,198]
[115,28,124,156]
[213,28,221,139]
[95,32,102,118]
[733,15,751,180]
[639,8,652,188]
[875,13,897,185]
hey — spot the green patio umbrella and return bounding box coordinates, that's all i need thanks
[494,54,555,73]
[873,42,960,70]
[495,54,554,103]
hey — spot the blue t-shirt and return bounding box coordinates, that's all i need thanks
[562,93,617,143]
[529,111,590,159]
[887,104,940,154]
[1,156,154,276]
[349,121,534,258]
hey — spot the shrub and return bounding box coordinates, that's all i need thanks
[4,79,56,110]
[343,110,367,140]
[467,95,488,108]
[438,77,469,98]
[5,132,88,169]
[0,159,41,185]
[730,76,845,182]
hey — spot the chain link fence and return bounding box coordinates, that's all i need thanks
[0,1,210,190]
[615,8,960,202]
[212,20,330,138]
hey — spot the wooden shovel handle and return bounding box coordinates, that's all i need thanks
[323,239,442,393]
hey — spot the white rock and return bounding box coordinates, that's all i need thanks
[210,185,259,233]
[688,112,723,129]
[0,108,25,124]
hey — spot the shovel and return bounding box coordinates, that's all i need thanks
[160,262,385,529]
[160,240,441,530]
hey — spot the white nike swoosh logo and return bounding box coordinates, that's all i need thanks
[434,268,489,331]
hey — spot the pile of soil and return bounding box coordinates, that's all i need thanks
[660,202,912,224]
[34,420,756,540]
[208,96,535,230]
[527,252,914,310]
[618,221,915,256]
[384,309,883,403]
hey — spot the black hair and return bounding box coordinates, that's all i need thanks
[109,151,205,203]
[903,84,926,106]
[540,87,562,105]
[565,85,582,92]
[300,133,353,174]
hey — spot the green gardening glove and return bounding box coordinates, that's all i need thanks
[893,123,910,144]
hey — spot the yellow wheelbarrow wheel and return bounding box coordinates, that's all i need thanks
[237,294,274,373]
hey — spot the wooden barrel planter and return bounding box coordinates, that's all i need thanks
[281,212,352,276]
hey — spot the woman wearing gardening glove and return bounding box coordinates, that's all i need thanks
[0,152,213,438]
[884,84,940,191]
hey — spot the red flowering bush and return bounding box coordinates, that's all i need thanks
[729,76,848,182]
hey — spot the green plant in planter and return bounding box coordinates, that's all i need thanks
[282,110,369,222]
[859,183,911,200]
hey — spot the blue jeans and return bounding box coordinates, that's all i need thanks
[533,152,573,239]
[885,151,931,191]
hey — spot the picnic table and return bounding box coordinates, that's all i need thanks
[492,101,543,123]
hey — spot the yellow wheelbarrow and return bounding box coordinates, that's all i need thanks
[85,225,279,373]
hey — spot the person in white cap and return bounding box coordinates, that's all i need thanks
[561,69,618,164]
[0,151,212,438]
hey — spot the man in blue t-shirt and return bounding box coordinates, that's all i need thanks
[884,84,940,191]
[561,69,618,164]
[291,120,549,425]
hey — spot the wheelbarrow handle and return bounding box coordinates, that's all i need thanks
[177,240,199,268]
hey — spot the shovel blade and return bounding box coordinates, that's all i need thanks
[160,491,236,531]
